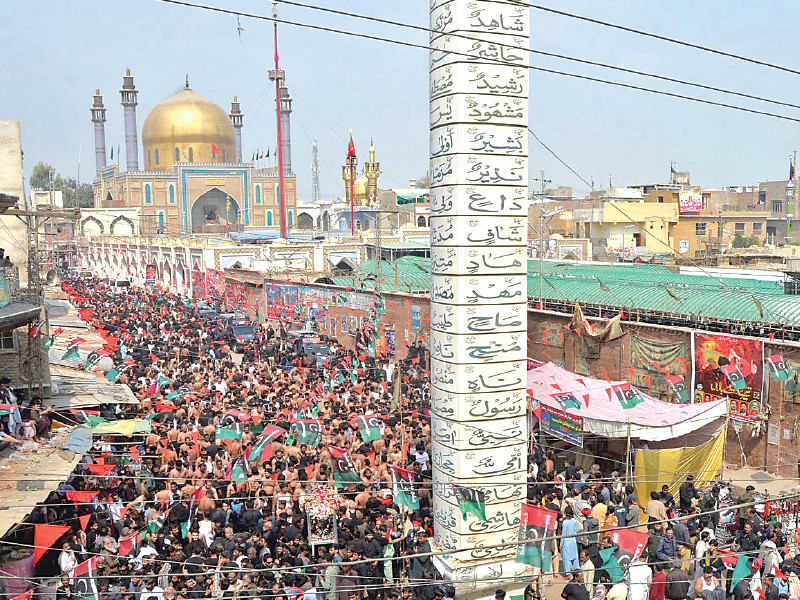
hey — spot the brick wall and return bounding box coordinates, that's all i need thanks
[527,309,800,479]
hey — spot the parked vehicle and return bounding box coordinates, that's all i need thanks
[228,323,256,353]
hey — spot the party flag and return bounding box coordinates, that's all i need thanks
[327,445,361,487]
[721,364,747,390]
[352,414,381,442]
[215,423,244,440]
[390,465,419,509]
[665,374,690,403]
[452,485,486,521]
[33,524,71,564]
[553,392,581,411]
[766,354,791,381]
[611,382,644,409]
[291,419,322,447]
[516,504,558,570]
[62,337,85,360]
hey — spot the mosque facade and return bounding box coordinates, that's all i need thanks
[85,69,297,237]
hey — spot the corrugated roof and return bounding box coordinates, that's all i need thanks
[328,257,800,325]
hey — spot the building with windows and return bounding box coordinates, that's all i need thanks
[84,70,297,237]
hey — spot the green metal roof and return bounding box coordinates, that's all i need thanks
[322,258,800,325]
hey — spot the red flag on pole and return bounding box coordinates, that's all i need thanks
[211,143,221,156]
[347,135,356,157]
[34,524,71,564]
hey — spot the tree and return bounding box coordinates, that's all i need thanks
[29,161,94,207]
[732,233,760,248]
[415,172,431,189]
[30,162,57,191]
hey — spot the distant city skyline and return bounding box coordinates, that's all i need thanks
[2,0,800,201]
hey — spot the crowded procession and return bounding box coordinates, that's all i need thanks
[0,276,798,600]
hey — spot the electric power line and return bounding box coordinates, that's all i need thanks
[278,0,800,112]
[142,0,800,124]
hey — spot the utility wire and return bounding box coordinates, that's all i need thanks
[526,3,800,78]
[278,0,800,112]
[143,0,800,124]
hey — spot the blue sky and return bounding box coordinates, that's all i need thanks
[1,0,799,200]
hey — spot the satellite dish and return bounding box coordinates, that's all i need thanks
[45,269,57,285]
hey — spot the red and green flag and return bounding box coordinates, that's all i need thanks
[352,415,381,442]
[290,419,322,447]
[553,392,581,411]
[215,422,244,440]
[43,327,63,349]
[611,382,644,409]
[391,465,419,509]
[766,354,791,381]
[84,350,106,372]
[721,364,747,390]
[600,528,649,583]
[62,337,85,360]
[665,374,690,403]
[516,504,558,570]
[327,445,361,487]
[228,457,247,488]
[452,484,486,521]
[247,425,285,463]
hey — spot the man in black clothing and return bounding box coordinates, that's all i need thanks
[561,571,589,600]
[732,574,753,600]
[737,522,760,556]
[679,475,699,512]
[764,574,780,600]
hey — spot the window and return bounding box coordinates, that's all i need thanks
[222,150,227,162]
[158,212,165,232]
[773,200,784,213]
[267,211,273,226]
[188,147,193,162]
[417,216,427,227]
[695,222,707,235]
[255,185,261,205]
[145,184,151,205]
[0,331,14,350]
[753,223,763,234]
[155,149,159,165]
[169,185,175,204]
[175,147,180,163]
[657,195,664,203]
[734,223,745,234]
[288,211,293,227]
[759,191,767,205]
[147,149,151,167]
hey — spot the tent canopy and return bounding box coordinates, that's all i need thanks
[528,362,727,442]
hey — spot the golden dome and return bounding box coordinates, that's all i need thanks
[141,88,236,171]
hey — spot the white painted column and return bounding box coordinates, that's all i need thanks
[429,0,530,561]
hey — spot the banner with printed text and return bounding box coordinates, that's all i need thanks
[693,332,763,423]
[205,269,227,298]
[190,270,206,299]
[531,320,565,348]
[630,334,690,401]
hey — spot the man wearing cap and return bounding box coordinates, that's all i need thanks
[738,485,756,529]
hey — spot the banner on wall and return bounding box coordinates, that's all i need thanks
[205,269,227,298]
[693,332,763,422]
[191,270,206,299]
[145,264,157,287]
[630,335,690,400]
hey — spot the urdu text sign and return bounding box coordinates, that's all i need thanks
[540,404,584,448]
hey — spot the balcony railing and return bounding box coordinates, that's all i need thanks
[0,266,21,308]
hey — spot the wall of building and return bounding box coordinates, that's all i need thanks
[526,308,800,478]
[0,121,28,285]
[673,212,770,256]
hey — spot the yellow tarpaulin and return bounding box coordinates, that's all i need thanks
[633,427,725,520]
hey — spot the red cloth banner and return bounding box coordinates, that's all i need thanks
[33,524,71,564]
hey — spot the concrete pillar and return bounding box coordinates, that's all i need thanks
[279,84,292,175]
[229,96,243,163]
[120,68,139,172]
[429,0,530,568]
[90,89,107,175]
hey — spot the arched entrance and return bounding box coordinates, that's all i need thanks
[191,188,240,233]
[297,212,314,229]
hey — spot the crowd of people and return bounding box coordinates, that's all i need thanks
[0,275,793,600]
[545,469,798,600]
[14,277,448,600]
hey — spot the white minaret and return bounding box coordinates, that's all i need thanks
[120,68,140,172]
[90,89,107,175]
[229,96,243,163]
[429,0,530,568]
